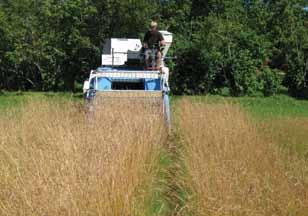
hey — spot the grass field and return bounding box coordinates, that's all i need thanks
[176,100,308,215]
[1,92,308,215]
[0,95,166,215]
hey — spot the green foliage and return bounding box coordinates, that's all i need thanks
[284,48,308,97]
[281,15,308,98]
[171,0,308,97]
[226,49,259,96]
[0,0,307,97]
[171,46,209,95]
[172,14,272,96]
[263,0,308,97]
[0,0,101,91]
[259,67,281,96]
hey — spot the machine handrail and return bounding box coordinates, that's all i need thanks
[110,47,167,68]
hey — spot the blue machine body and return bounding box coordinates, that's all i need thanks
[90,77,161,91]
[86,66,171,128]
[89,66,161,91]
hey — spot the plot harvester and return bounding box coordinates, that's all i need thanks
[83,31,173,127]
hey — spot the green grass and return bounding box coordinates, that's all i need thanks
[0,92,26,110]
[3,92,308,119]
[0,91,82,111]
[145,150,172,216]
[236,96,308,119]
[185,94,308,119]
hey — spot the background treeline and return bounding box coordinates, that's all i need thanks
[0,0,307,96]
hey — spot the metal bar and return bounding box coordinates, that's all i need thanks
[96,70,161,74]
[95,91,162,99]
[95,72,160,79]
[112,48,114,68]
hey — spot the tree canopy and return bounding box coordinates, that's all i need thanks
[0,0,307,97]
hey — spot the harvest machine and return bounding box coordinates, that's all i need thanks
[83,31,173,127]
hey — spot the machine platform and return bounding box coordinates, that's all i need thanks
[83,31,173,127]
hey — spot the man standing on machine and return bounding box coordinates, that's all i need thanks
[143,21,166,70]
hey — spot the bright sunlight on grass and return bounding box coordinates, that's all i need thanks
[1,93,308,215]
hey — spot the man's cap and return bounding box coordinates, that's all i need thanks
[150,21,158,28]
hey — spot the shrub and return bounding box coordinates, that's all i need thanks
[259,67,281,96]
[171,46,211,95]
[225,50,259,96]
[284,48,308,98]
[171,17,271,96]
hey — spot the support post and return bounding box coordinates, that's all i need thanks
[112,48,114,68]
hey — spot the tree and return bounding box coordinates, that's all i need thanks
[0,0,307,97]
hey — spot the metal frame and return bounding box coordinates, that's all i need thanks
[109,47,165,69]
[87,48,171,128]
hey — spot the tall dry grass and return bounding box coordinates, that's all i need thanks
[176,99,308,216]
[260,118,308,158]
[0,99,166,216]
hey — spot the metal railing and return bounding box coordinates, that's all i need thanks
[109,46,163,68]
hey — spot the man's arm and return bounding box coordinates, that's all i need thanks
[160,40,166,47]
[159,32,165,47]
